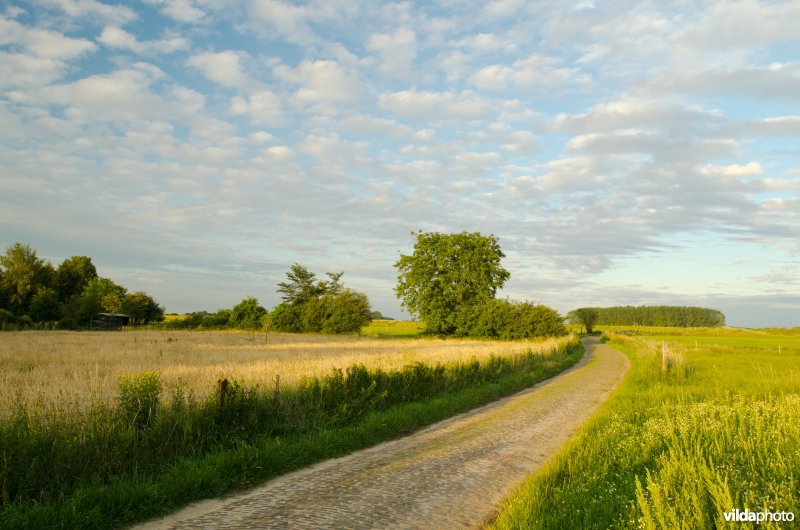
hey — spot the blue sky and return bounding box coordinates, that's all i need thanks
[1,0,798,327]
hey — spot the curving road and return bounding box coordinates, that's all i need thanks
[136,337,629,529]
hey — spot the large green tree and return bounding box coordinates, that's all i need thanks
[394,231,510,335]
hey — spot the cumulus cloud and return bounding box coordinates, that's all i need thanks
[379,90,491,122]
[469,54,590,93]
[99,26,187,54]
[40,0,137,25]
[188,50,249,88]
[367,27,417,77]
[145,0,206,23]
[275,59,362,106]
[231,91,285,124]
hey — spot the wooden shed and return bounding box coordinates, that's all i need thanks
[92,313,131,330]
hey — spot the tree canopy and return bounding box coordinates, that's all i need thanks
[567,308,599,333]
[271,264,370,334]
[0,242,164,329]
[573,305,725,327]
[395,231,510,335]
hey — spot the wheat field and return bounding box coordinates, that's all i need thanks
[0,329,572,417]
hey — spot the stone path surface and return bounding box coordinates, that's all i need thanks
[136,337,629,529]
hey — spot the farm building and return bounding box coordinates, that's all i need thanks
[92,313,131,330]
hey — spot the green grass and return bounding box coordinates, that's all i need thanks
[0,337,582,529]
[491,327,800,529]
[360,319,425,338]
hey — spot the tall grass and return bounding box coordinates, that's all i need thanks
[491,328,800,529]
[0,333,581,528]
[0,329,565,417]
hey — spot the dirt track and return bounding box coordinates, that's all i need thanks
[136,336,629,529]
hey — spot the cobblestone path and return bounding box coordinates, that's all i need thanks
[137,337,628,529]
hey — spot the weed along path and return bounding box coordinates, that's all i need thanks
[137,337,629,530]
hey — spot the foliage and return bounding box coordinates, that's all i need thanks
[121,292,164,325]
[575,305,725,327]
[28,287,61,322]
[0,243,55,315]
[471,300,568,339]
[55,256,97,301]
[167,310,231,329]
[0,243,164,329]
[227,296,267,330]
[117,371,162,430]
[394,231,510,335]
[271,265,371,334]
[301,289,372,334]
[277,264,342,304]
[567,307,599,333]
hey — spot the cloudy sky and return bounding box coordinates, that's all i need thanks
[1,0,799,327]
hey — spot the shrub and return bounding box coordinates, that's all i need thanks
[228,297,267,330]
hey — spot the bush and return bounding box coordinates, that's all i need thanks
[228,297,267,330]
[470,300,567,339]
[273,290,371,334]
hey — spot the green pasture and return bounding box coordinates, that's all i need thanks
[492,326,800,529]
[361,319,425,338]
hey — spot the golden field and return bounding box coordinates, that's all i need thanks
[0,329,573,417]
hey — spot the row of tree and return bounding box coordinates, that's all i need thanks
[0,243,164,328]
[168,264,372,334]
[568,305,726,329]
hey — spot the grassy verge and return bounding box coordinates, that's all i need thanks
[490,328,800,529]
[1,339,582,529]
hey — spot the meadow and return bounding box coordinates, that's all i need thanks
[491,326,800,529]
[1,320,555,418]
[0,323,580,528]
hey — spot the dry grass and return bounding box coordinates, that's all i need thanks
[0,330,573,417]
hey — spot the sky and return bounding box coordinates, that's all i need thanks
[0,0,798,328]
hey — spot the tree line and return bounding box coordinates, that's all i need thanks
[568,305,726,328]
[168,263,372,334]
[0,243,163,329]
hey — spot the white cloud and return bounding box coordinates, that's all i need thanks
[700,162,764,177]
[37,63,200,124]
[275,59,362,105]
[40,0,137,25]
[245,0,331,44]
[230,91,284,124]
[145,0,206,23]
[469,54,590,93]
[367,27,416,77]
[379,90,492,122]
[481,0,524,20]
[98,26,187,54]
[188,51,249,88]
[0,16,95,59]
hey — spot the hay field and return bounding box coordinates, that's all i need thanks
[0,329,572,417]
